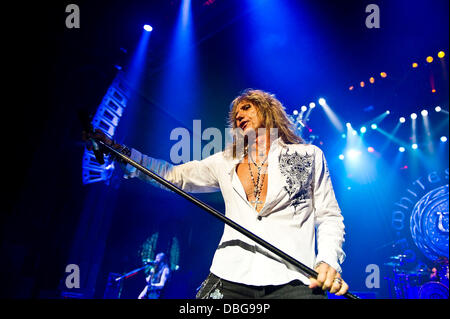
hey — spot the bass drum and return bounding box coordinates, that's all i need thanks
[419,282,449,299]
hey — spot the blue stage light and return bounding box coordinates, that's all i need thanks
[441,136,448,142]
[143,24,153,32]
[399,146,406,152]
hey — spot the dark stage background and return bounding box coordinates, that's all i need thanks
[1,0,448,299]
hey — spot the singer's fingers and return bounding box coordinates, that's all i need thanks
[93,129,104,140]
[92,129,112,145]
[335,280,349,296]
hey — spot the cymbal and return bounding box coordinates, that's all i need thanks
[390,255,407,260]
[398,271,422,275]
[384,262,401,267]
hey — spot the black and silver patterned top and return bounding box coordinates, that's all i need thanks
[278,150,314,212]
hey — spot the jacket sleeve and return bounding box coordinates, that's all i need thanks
[312,146,346,273]
[120,148,221,193]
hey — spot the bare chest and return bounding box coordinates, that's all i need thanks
[236,162,268,212]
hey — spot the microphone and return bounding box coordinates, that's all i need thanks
[78,110,105,165]
[90,138,105,165]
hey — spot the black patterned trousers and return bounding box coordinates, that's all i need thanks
[196,273,327,299]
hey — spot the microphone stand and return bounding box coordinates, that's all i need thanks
[115,262,155,282]
[96,140,360,299]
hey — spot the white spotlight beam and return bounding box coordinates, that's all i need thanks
[320,101,344,132]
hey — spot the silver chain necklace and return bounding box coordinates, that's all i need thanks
[248,152,268,209]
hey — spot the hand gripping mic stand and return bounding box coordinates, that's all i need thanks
[95,139,360,299]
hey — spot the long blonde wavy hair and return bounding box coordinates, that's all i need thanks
[226,89,304,158]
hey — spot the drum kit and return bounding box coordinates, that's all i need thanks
[384,255,449,299]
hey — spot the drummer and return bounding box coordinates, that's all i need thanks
[430,256,449,286]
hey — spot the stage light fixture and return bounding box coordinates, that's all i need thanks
[371,124,377,130]
[399,117,406,123]
[412,62,418,68]
[360,81,365,87]
[352,130,357,136]
[339,154,345,160]
[360,126,367,133]
[426,56,433,63]
[411,113,417,120]
[346,122,352,128]
[293,110,298,115]
[367,147,375,153]
[380,72,387,78]
[412,143,418,149]
[349,86,354,91]
[341,133,346,139]
[435,106,441,112]
[82,73,130,184]
[438,51,445,58]
[441,136,448,142]
[309,102,316,108]
[318,98,326,106]
[399,146,405,152]
[143,24,153,32]
[301,105,307,112]
[369,77,375,84]
[421,110,428,116]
